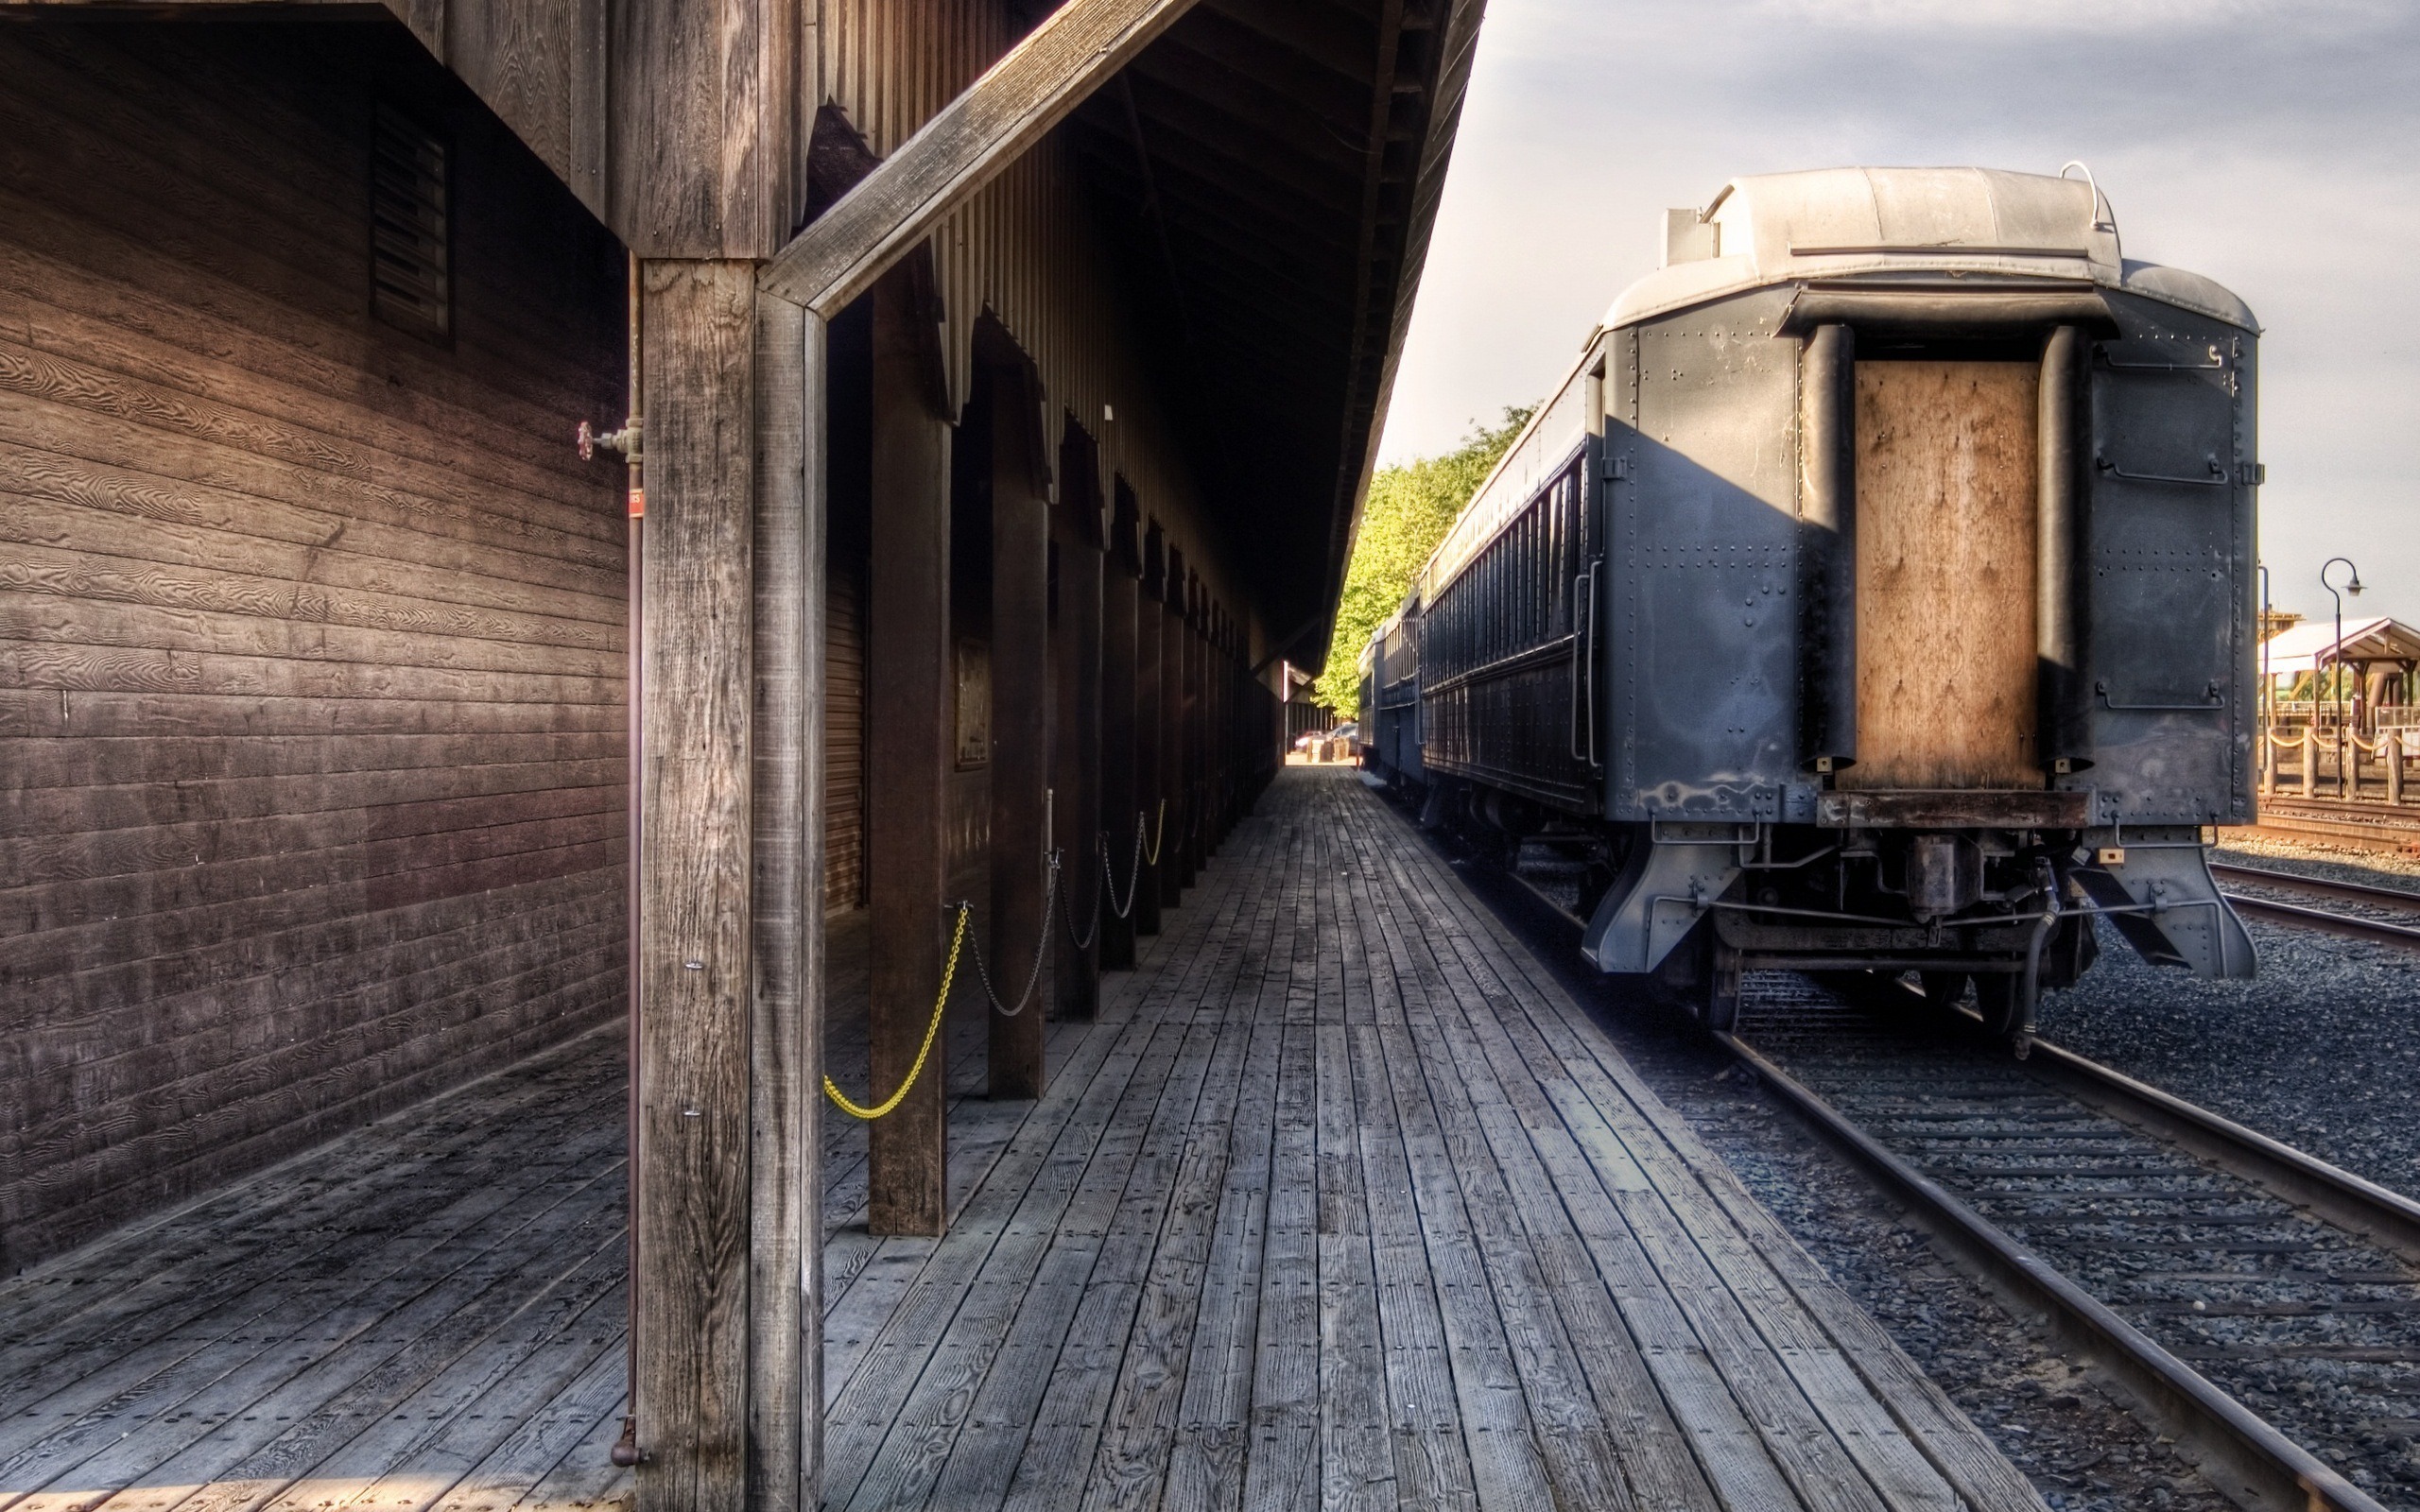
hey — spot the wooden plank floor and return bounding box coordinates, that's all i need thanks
[0,766,2048,1511]
[823,766,2046,1512]
[0,910,1028,1512]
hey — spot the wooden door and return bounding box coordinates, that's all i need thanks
[1840,361,2040,789]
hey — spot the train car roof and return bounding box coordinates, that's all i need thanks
[1608,165,2257,334]
[1409,165,2256,608]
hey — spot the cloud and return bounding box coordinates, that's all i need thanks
[1378,0,2420,616]
[1749,0,2394,34]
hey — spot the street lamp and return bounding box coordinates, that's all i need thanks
[2322,557,2364,795]
[2257,563,2272,785]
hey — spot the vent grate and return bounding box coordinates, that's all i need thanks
[372,106,448,337]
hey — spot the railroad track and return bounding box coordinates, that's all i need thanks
[2248,800,2420,857]
[1465,831,2420,1507]
[1724,979,2420,1512]
[2213,862,2420,949]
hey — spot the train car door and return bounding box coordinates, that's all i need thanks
[1839,360,2041,790]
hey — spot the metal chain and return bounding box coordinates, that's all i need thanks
[960,858,1059,1020]
[1061,846,1102,953]
[821,902,969,1120]
[1139,799,1168,867]
[1102,809,1150,919]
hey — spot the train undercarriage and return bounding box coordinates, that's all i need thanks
[1394,771,2253,1042]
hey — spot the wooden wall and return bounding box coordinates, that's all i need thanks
[0,23,630,1267]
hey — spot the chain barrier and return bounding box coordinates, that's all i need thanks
[1062,844,1103,952]
[821,902,969,1121]
[1139,799,1169,867]
[826,787,1216,1120]
[962,856,1059,1019]
[1105,803,1158,918]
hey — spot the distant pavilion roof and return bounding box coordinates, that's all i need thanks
[2259,615,2420,675]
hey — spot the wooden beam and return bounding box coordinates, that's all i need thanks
[986,372,1048,1098]
[747,290,820,1512]
[757,0,1204,313]
[611,0,801,256]
[633,258,757,1512]
[864,266,951,1236]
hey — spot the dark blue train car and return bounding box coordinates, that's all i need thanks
[1364,166,2258,1034]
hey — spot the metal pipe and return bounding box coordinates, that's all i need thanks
[1800,322,1856,772]
[614,249,645,1471]
[2037,324,2093,773]
[1781,288,2112,336]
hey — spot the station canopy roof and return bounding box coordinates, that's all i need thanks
[2259,615,2420,675]
[1068,0,1480,667]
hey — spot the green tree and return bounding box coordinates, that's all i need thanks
[1313,404,1534,716]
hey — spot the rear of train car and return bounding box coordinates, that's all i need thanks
[1362,166,2259,1032]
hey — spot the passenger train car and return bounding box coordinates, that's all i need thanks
[1362,166,2259,1035]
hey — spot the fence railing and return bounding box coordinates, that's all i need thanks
[2263,702,2420,731]
[2259,722,2420,804]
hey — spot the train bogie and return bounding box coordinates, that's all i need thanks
[1363,166,2260,1031]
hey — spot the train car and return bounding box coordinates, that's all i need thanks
[1365,599,1426,782]
[1374,165,2258,1035]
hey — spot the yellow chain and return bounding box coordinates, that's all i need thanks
[1141,799,1167,866]
[822,903,969,1121]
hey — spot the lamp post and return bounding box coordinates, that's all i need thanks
[2257,563,2272,787]
[2322,556,2364,796]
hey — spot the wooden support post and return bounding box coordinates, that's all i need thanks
[988,382,1048,1097]
[2392,731,2405,806]
[1176,602,1195,885]
[1099,562,1139,968]
[632,260,758,1512]
[1211,623,1228,846]
[748,292,819,1512]
[1158,586,1184,907]
[1185,607,1204,870]
[2303,727,2317,799]
[1051,477,1103,1018]
[1132,577,1164,936]
[866,266,951,1236]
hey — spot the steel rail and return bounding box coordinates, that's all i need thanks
[2022,1036,2420,1266]
[1720,1029,2394,1512]
[2215,884,2420,949]
[1459,809,2414,1509]
[2212,861,2420,912]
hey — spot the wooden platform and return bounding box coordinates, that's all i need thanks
[1,766,2046,1511]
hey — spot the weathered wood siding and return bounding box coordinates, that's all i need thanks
[1843,360,2041,790]
[0,23,630,1267]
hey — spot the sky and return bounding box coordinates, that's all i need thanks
[1374,0,2420,625]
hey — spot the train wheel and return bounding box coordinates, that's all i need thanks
[1918,971,1970,1012]
[1975,974,2031,1039]
[1703,941,1743,1032]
